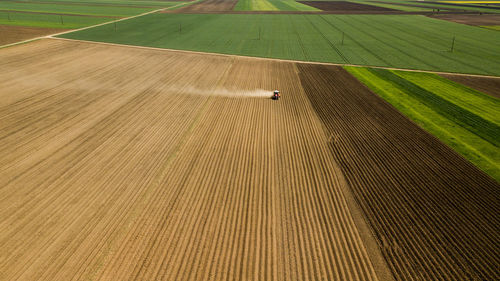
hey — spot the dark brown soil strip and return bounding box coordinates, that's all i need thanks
[440,74,500,99]
[0,24,69,45]
[297,63,500,281]
[428,13,500,25]
[299,1,395,11]
[375,1,460,11]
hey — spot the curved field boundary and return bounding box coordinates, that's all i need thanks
[0,24,70,46]
[297,63,500,281]
[0,1,188,49]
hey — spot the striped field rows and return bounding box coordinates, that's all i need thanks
[0,39,384,281]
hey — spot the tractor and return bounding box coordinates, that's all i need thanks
[272,90,280,100]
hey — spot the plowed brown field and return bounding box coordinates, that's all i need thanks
[0,39,388,281]
[0,25,68,46]
[297,64,500,281]
[429,14,500,26]
[440,73,500,98]
[1,39,498,281]
[299,1,395,11]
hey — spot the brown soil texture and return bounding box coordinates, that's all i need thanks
[299,1,396,11]
[1,38,498,281]
[376,1,459,11]
[440,74,500,99]
[0,39,386,281]
[174,0,237,12]
[429,13,500,25]
[298,63,500,281]
[0,25,68,46]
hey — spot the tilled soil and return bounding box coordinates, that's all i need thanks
[440,73,500,98]
[429,13,500,25]
[299,1,396,11]
[0,38,498,281]
[0,24,67,46]
[0,39,385,281]
[297,63,500,281]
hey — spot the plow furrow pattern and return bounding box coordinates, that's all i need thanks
[0,40,384,281]
[297,63,500,281]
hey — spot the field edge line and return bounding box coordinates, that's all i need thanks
[40,37,500,79]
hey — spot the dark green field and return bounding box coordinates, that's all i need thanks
[0,0,184,29]
[59,13,500,75]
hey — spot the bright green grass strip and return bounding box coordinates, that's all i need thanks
[345,66,500,182]
[370,68,500,146]
[395,71,500,124]
[235,0,317,11]
[0,2,159,17]
[0,11,110,28]
[268,0,319,11]
[59,14,500,75]
[251,0,278,11]
[481,25,500,31]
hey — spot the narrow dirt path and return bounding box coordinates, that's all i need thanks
[0,1,189,49]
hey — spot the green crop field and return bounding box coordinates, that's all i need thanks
[9,0,183,8]
[364,0,500,13]
[0,1,173,17]
[234,0,319,11]
[0,11,111,29]
[59,13,500,75]
[482,25,500,31]
[0,0,186,29]
[346,66,500,181]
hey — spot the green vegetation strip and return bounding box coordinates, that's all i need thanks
[0,1,172,17]
[59,14,500,75]
[481,25,500,31]
[0,11,110,28]
[8,0,183,8]
[346,66,500,181]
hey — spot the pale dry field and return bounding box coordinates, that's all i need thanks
[0,39,388,281]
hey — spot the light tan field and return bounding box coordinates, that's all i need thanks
[0,25,68,46]
[0,39,388,281]
[1,39,498,281]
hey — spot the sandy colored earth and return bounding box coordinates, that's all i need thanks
[0,24,68,46]
[429,13,500,25]
[0,39,387,281]
[0,38,498,281]
[440,73,500,98]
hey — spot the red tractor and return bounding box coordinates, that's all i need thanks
[272,90,280,100]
